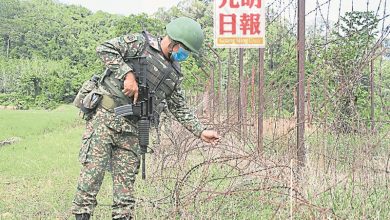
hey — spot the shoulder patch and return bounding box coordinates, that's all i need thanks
[124,35,137,43]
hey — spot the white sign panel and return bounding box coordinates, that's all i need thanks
[214,0,266,48]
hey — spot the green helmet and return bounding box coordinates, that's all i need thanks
[166,17,204,54]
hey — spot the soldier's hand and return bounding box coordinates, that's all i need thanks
[200,130,221,146]
[123,71,139,104]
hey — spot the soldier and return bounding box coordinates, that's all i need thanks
[71,17,220,220]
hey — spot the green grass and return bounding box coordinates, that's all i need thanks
[0,105,80,140]
[0,105,84,219]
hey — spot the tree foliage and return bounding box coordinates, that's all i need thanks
[0,0,388,130]
[324,11,379,132]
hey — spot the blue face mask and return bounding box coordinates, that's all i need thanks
[170,47,190,62]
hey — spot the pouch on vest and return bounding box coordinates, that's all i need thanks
[81,91,102,113]
[73,75,102,120]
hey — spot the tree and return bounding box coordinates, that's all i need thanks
[325,11,379,132]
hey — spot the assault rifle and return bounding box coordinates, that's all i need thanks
[114,57,153,180]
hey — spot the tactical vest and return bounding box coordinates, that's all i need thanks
[100,31,182,116]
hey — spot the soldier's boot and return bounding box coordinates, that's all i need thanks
[75,213,90,220]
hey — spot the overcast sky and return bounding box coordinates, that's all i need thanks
[57,0,388,26]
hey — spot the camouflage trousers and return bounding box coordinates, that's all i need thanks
[71,108,140,219]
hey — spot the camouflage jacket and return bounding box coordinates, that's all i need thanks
[96,33,205,137]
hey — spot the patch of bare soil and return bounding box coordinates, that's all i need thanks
[0,137,21,147]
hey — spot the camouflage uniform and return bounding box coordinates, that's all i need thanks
[71,33,205,219]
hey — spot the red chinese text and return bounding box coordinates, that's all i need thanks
[240,13,261,35]
[219,14,237,34]
[219,0,262,8]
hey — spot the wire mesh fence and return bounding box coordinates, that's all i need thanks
[133,0,389,218]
